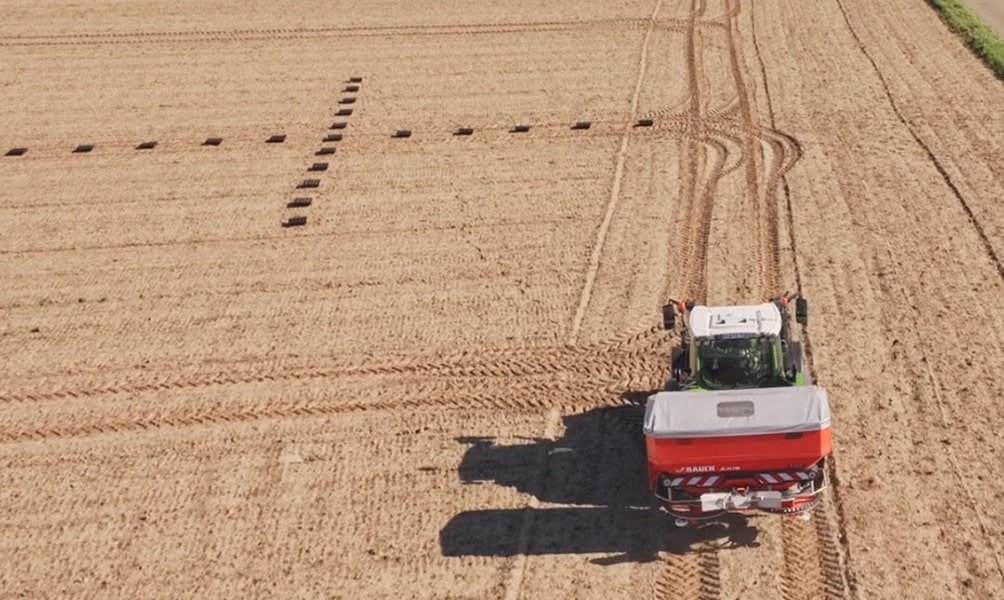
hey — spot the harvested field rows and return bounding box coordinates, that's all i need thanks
[1,0,1002,598]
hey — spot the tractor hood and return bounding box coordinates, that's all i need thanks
[643,386,831,438]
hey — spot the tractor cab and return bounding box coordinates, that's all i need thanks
[696,332,777,389]
[663,297,809,390]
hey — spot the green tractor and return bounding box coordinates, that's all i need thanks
[645,293,829,526]
[661,293,810,391]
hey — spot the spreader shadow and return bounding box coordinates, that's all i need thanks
[439,401,760,563]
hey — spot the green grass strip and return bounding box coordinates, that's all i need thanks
[927,0,1004,80]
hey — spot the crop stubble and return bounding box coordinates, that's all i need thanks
[1,0,1003,598]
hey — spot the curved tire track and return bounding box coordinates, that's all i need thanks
[722,0,776,295]
[740,1,857,595]
[652,4,722,597]
[673,0,717,304]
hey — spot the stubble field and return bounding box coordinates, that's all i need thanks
[1,0,1003,598]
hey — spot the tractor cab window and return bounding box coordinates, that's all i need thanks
[698,335,775,389]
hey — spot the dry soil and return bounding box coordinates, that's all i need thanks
[1,0,1002,598]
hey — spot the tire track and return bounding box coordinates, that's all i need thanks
[0,344,668,406]
[709,5,847,600]
[4,307,675,406]
[745,2,855,596]
[601,320,675,362]
[656,547,722,600]
[0,378,631,446]
[708,127,746,178]
[880,246,1004,584]
[568,0,665,345]
[699,117,802,292]
[653,2,722,596]
[0,18,691,47]
[641,96,694,122]
[723,0,775,295]
[832,0,1003,282]
[779,517,825,599]
[675,0,715,304]
[501,408,561,600]
[6,19,647,39]
[813,502,853,599]
[597,323,665,354]
[677,132,728,303]
[778,502,850,599]
[725,2,847,597]
[0,231,331,256]
[708,96,741,121]
[641,94,738,125]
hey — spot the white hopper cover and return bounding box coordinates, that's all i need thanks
[643,386,831,438]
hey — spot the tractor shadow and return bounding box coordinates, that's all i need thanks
[439,396,760,563]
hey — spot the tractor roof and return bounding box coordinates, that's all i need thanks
[689,303,782,338]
